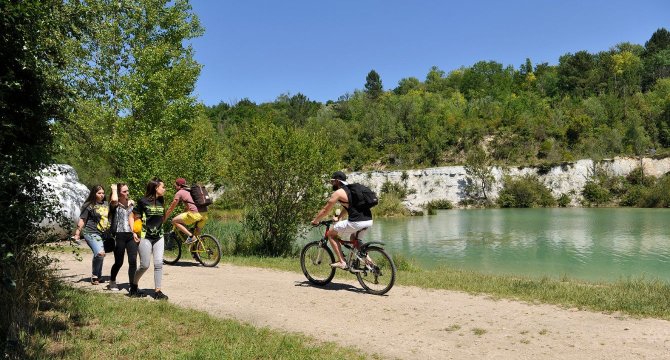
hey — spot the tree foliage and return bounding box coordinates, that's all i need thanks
[365,69,383,99]
[464,146,495,202]
[227,118,334,256]
[54,0,221,196]
[206,28,670,173]
[1,0,73,355]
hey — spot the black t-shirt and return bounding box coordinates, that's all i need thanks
[133,197,165,240]
[79,201,109,235]
[342,187,372,222]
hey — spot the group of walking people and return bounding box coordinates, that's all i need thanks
[72,177,208,301]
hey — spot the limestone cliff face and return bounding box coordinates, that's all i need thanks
[346,157,670,211]
[39,165,89,235]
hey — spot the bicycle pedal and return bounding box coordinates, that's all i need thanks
[349,268,364,273]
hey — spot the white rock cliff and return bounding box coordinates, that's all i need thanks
[346,157,670,211]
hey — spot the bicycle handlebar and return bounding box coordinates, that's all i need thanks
[313,220,334,227]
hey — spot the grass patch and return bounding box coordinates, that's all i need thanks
[443,324,461,332]
[471,328,487,336]
[28,285,368,359]
[207,208,244,221]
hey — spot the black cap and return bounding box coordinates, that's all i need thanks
[330,171,347,182]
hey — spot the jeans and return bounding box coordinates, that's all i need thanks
[83,232,105,279]
[110,232,138,284]
[134,237,164,289]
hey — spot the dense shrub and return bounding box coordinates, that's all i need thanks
[374,193,411,217]
[425,199,454,215]
[496,175,557,208]
[581,181,612,206]
[636,175,670,207]
[1,1,71,355]
[557,193,572,207]
[380,181,414,199]
[625,167,656,187]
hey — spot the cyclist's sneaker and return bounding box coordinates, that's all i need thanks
[154,291,169,301]
[184,236,196,245]
[107,281,119,291]
[330,261,349,270]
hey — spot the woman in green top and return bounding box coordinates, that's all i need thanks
[129,177,168,300]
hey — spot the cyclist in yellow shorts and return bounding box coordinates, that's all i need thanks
[164,178,209,244]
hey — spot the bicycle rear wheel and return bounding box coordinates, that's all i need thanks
[300,241,336,285]
[192,234,221,267]
[163,231,182,265]
[355,246,396,295]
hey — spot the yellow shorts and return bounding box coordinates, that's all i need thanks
[180,211,208,229]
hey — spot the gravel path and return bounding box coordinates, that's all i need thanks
[56,253,670,359]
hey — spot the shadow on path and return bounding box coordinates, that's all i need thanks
[294,280,368,294]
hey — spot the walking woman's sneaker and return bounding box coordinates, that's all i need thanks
[129,284,141,297]
[154,291,169,300]
[107,281,119,291]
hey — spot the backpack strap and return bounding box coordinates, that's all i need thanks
[340,185,351,208]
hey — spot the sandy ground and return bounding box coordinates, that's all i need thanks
[55,252,670,360]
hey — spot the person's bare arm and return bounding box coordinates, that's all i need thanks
[110,184,118,206]
[164,196,179,222]
[312,189,346,224]
[73,218,85,240]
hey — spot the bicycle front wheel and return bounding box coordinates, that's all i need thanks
[355,246,396,295]
[300,241,336,285]
[192,234,221,267]
[163,231,182,265]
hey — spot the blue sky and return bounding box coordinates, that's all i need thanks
[189,0,669,106]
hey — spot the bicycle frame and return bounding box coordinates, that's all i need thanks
[170,224,211,257]
[320,220,385,246]
[317,220,384,273]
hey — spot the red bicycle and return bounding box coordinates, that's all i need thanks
[300,220,396,295]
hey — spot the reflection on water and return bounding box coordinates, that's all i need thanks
[361,208,670,282]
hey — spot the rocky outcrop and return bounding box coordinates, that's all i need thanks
[39,165,89,235]
[347,157,670,211]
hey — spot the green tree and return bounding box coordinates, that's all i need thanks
[227,119,334,256]
[558,51,596,97]
[394,77,422,95]
[464,146,495,201]
[55,0,219,195]
[1,0,72,354]
[365,69,383,99]
[274,93,321,126]
[642,28,670,89]
[424,66,451,94]
[611,50,643,97]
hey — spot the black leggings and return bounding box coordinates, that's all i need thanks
[110,232,138,284]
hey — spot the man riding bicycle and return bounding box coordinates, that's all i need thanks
[311,171,373,270]
[164,178,208,245]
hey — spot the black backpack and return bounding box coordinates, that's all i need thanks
[189,185,213,207]
[346,183,379,209]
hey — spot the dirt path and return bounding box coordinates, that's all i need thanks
[56,253,670,359]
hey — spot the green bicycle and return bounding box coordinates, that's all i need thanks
[163,224,221,267]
